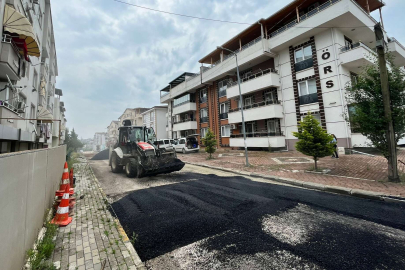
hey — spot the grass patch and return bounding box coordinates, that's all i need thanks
[67,152,80,171]
[26,222,58,270]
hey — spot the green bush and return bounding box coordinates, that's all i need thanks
[201,128,217,159]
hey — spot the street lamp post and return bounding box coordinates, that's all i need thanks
[217,46,249,166]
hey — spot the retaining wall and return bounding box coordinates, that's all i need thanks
[0,145,66,270]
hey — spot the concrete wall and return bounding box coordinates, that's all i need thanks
[0,145,66,270]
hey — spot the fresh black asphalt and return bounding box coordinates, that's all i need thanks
[110,172,405,269]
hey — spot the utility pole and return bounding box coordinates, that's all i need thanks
[374,23,400,182]
[217,46,250,167]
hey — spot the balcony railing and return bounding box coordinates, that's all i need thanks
[227,68,278,88]
[218,89,227,97]
[295,58,313,72]
[231,131,284,138]
[219,113,228,120]
[229,99,281,113]
[200,96,207,103]
[388,37,405,51]
[268,0,341,38]
[173,100,195,108]
[161,91,170,97]
[173,118,196,124]
[202,36,263,73]
[200,116,209,123]
[299,93,318,105]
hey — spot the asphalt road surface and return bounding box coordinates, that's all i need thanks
[89,159,405,270]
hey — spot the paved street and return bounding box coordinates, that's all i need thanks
[90,159,405,270]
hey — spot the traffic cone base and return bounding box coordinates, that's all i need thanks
[52,186,72,227]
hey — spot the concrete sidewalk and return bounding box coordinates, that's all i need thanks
[179,149,405,198]
[51,158,144,270]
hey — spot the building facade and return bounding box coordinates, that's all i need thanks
[118,107,150,127]
[93,132,107,152]
[0,0,66,153]
[141,105,168,140]
[160,0,405,150]
[106,120,119,147]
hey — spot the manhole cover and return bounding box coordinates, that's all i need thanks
[272,157,314,164]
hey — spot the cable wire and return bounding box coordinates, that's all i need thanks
[113,0,253,25]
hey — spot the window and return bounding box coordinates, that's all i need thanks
[33,70,38,89]
[200,108,208,118]
[179,139,186,144]
[350,72,358,86]
[267,120,280,134]
[30,104,35,119]
[298,79,317,96]
[348,105,360,133]
[218,80,228,97]
[344,36,353,50]
[265,91,276,103]
[38,6,43,28]
[244,96,252,106]
[245,122,255,134]
[219,103,229,114]
[200,88,207,103]
[200,128,208,138]
[18,94,27,117]
[301,113,321,126]
[164,140,169,144]
[221,125,231,137]
[295,45,312,63]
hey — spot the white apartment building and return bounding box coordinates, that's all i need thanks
[160,0,405,150]
[118,107,150,127]
[0,0,65,153]
[141,105,168,140]
[93,132,107,152]
[106,120,119,146]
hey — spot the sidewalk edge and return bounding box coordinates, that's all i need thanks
[87,162,147,270]
[185,161,405,203]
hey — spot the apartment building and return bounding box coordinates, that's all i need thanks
[93,132,107,152]
[106,120,119,146]
[118,107,150,127]
[160,0,405,150]
[0,0,65,153]
[141,105,168,140]
[51,88,66,146]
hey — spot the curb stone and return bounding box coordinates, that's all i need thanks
[184,161,405,203]
[87,162,147,270]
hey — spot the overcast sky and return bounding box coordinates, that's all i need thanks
[52,0,405,139]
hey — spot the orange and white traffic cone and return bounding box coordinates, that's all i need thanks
[51,185,72,226]
[56,162,74,196]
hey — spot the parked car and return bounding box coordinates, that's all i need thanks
[173,135,199,153]
[153,139,174,152]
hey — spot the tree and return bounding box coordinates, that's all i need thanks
[201,128,217,159]
[293,113,335,171]
[346,53,405,181]
[65,128,83,154]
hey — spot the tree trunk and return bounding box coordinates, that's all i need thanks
[314,158,318,171]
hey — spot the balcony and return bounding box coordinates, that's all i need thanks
[340,42,375,73]
[173,119,197,132]
[230,132,285,148]
[269,0,341,39]
[228,101,283,123]
[226,68,280,99]
[267,0,379,52]
[200,96,207,104]
[201,37,268,83]
[387,38,405,67]
[299,93,318,105]
[295,58,313,72]
[0,35,21,80]
[173,102,196,115]
[219,113,228,120]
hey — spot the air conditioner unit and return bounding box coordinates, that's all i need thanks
[17,102,26,113]
[230,124,237,129]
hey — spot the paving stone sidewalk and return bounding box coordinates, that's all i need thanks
[51,158,142,270]
[179,149,405,197]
